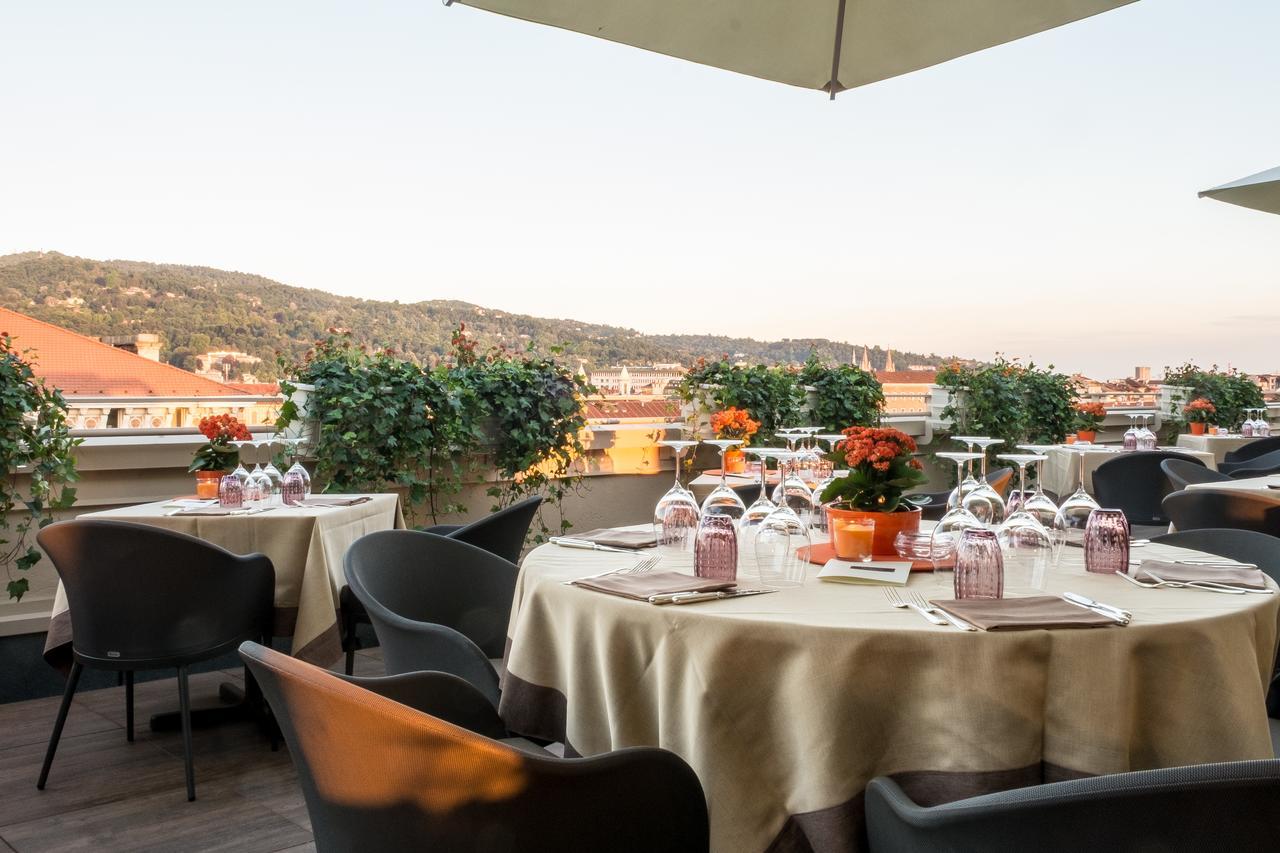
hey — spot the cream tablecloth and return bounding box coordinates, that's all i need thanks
[43,495,403,668]
[1041,445,1216,497]
[501,527,1278,853]
[1186,475,1280,498]
[1176,433,1260,463]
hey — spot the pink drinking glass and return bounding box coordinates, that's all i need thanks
[955,528,1003,600]
[1084,508,1130,574]
[282,470,306,506]
[694,514,738,581]
[218,474,243,509]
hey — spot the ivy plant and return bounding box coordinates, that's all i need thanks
[800,353,884,431]
[1,335,80,600]
[1160,362,1265,440]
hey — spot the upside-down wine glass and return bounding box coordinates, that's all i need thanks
[753,502,812,588]
[700,439,747,519]
[260,437,285,502]
[229,439,252,486]
[995,454,1052,551]
[770,450,815,523]
[1137,414,1157,451]
[1122,413,1139,452]
[948,436,989,509]
[962,438,1006,525]
[283,438,312,496]
[654,439,702,548]
[1053,443,1101,536]
[933,452,986,544]
[739,447,782,535]
[1014,447,1061,529]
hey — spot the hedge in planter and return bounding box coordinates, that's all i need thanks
[1160,362,1264,440]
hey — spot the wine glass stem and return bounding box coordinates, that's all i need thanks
[719,448,728,489]
[1018,462,1027,497]
[673,448,683,490]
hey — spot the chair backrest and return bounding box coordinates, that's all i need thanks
[1224,448,1280,478]
[1223,435,1280,465]
[865,760,1280,853]
[731,483,763,506]
[1093,452,1205,526]
[239,642,709,853]
[38,520,274,666]
[344,530,517,659]
[1161,457,1231,491]
[1150,528,1280,586]
[1162,489,1280,538]
[447,496,543,565]
[986,467,1014,497]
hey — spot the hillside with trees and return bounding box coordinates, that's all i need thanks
[0,252,949,378]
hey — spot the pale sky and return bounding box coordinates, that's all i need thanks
[2,1,1277,378]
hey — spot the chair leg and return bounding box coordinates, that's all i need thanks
[177,665,196,802]
[37,661,83,790]
[342,609,357,675]
[124,671,135,742]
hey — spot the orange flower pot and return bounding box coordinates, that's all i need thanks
[825,504,921,558]
[723,448,746,474]
[194,470,223,498]
[1075,430,1096,443]
[1189,422,1206,436]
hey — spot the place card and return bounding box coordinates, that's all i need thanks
[817,559,913,586]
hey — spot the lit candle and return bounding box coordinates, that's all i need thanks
[833,520,876,562]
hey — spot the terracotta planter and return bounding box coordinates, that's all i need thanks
[1076,430,1097,443]
[1189,422,1206,436]
[723,448,746,474]
[825,504,922,557]
[194,470,223,498]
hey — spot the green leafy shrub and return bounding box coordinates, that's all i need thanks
[935,356,1076,463]
[1161,363,1265,439]
[1,335,80,600]
[800,354,884,431]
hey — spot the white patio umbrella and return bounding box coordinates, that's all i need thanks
[1199,166,1280,216]
[446,0,1138,98]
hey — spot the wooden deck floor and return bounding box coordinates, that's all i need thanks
[0,648,388,853]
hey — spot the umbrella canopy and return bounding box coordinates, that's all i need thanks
[448,0,1138,97]
[1199,166,1280,216]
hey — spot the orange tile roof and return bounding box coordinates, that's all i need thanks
[876,370,937,383]
[0,307,246,397]
[228,382,282,396]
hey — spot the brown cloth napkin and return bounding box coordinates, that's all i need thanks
[299,496,372,508]
[930,596,1118,630]
[1135,560,1268,590]
[572,571,736,601]
[574,528,658,549]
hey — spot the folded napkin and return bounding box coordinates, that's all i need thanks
[571,570,736,601]
[172,506,275,517]
[930,596,1118,630]
[573,528,658,549]
[299,496,372,508]
[1134,560,1268,590]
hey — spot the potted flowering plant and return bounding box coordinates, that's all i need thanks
[189,414,251,496]
[1073,401,1106,443]
[710,406,759,473]
[1182,398,1216,435]
[819,426,928,555]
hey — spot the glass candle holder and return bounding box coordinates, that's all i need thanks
[955,528,1003,600]
[1084,508,1130,574]
[695,514,738,581]
[833,518,875,562]
[218,474,243,509]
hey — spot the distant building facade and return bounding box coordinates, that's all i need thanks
[589,364,685,396]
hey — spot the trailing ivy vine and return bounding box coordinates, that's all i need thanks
[800,354,885,431]
[1,335,80,600]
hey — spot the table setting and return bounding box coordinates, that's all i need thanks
[500,428,1279,853]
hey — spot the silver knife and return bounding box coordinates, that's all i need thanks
[649,589,777,605]
[1062,592,1131,624]
[549,537,634,554]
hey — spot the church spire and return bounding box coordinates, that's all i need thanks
[884,349,895,372]
[859,347,872,372]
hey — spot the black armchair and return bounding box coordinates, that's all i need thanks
[240,642,710,853]
[1093,451,1205,535]
[344,530,517,706]
[866,760,1280,853]
[342,497,541,673]
[1161,457,1231,491]
[1225,449,1280,479]
[1223,436,1280,467]
[1163,489,1280,538]
[36,520,274,801]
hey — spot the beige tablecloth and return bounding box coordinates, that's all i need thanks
[1041,445,1216,497]
[502,527,1278,853]
[1186,475,1280,498]
[1176,433,1260,463]
[43,494,403,668]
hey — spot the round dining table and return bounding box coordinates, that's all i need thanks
[500,525,1279,853]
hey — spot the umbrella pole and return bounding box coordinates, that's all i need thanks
[826,0,848,100]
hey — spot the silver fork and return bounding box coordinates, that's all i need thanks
[562,553,660,585]
[1117,570,1251,595]
[884,587,946,625]
[909,592,978,631]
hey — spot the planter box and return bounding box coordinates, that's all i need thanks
[1155,385,1192,431]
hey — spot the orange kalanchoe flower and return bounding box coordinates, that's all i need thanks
[198,413,252,444]
[710,407,760,444]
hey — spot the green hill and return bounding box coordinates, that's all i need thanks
[0,252,948,380]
